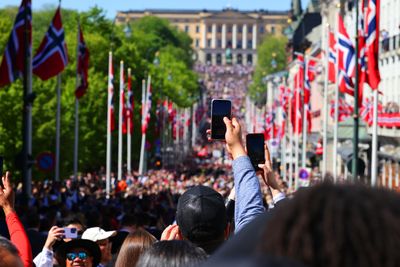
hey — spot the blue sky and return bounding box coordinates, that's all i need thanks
[0,0,309,18]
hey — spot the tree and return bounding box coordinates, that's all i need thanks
[249,34,287,103]
[0,7,198,180]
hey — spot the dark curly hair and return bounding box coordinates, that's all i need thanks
[260,182,400,267]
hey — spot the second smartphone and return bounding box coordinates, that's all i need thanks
[211,99,232,140]
[246,133,265,171]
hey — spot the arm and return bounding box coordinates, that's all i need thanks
[223,118,265,233]
[1,172,33,267]
[33,226,64,267]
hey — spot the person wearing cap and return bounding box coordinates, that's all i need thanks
[58,239,101,267]
[81,227,116,267]
[162,185,229,254]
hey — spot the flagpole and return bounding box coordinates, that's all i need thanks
[138,79,146,176]
[301,57,307,171]
[288,84,293,190]
[352,0,360,180]
[73,21,80,181]
[192,103,196,148]
[106,52,112,198]
[22,0,32,198]
[55,74,61,181]
[322,24,329,178]
[371,90,379,186]
[333,14,340,182]
[295,69,300,190]
[117,61,124,181]
[127,68,132,174]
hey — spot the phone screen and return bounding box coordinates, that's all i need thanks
[246,134,265,171]
[211,99,232,140]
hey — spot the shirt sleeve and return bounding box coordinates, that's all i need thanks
[6,211,33,267]
[232,155,265,233]
[33,248,54,267]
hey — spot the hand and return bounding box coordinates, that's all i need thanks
[0,172,15,215]
[258,145,283,192]
[223,117,246,159]
[44,226,65,250]
[161,225,182,241]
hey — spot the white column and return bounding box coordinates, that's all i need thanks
[389,160,393,189]
[222,24,227,49]
[202,23,207,48]
[252,24,257,49]
[211,23,217,49]
[232,24,237,49]
[242,24,247,49]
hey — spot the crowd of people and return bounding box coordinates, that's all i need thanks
[2,64,400,267]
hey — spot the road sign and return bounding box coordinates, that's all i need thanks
[36,152,55,172]
[299,168,309,180]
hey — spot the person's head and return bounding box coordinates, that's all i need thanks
[58,239,101,267]
[176,185,228,254]
[0,237,23,267]
[82,227,116,264]
[114,229,157,267]
[136,240,207,267]
[260,182,400,267]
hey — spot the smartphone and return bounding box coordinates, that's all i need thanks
[246,134,265,171]
[64,227,78,239]
[211,99,232,140]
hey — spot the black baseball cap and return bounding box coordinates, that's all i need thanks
[176,185,227,243]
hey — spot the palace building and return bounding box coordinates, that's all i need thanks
[116,8,289,66]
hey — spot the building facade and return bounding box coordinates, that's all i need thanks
[116,8,289,66]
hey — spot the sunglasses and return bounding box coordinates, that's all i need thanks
[66,252,88,261]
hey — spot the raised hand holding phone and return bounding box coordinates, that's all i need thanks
[246,134,265,172]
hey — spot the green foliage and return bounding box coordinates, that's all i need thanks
[249,34,287,101]
[0,7,198,180]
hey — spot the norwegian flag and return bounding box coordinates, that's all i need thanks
[365,0,381,89]
[125,69,134,134]
[75,24,89,99]
[0,0,31,87]
[264,111,278,141]
[291,67,303,135]
[357,0,368,103]
[328,31,336,83]
[120,63,127,135]
[330,98,354,122]
[33,7,68,80]
[304,58,316,105]
[141,76,152,134]
[108,52,115,132]
[337,15,356,96]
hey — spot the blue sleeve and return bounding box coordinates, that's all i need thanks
[233,155,265,233]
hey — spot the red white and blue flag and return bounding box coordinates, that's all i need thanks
[142,76,152,134]
[108,52,115,132]
[337,15,355,96]
[33,7,68,80]
[125,69,134,134]
[365,0,381,89]
[330,98,353,122]
[0,0,31,87]
[75,24,89,99]
[328,31,336,83]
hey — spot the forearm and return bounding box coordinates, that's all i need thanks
[6,211,33,267]
[233,156,265,233]
[33,248,54,267]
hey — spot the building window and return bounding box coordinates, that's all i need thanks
[260,26,265,34]
[208,25,212,33]
[271,26,275,34]
[228,25,232,33]
[237,54,243,65]
[206,53,212,64]
[196,25,200,33]
[217,25,222,33]
[237,40,242,49]
[227,40,232,48]
[247,40,252,48]
[185,25,189,32]
[247,54,253,65]
[216,54,222,65]
[195,39,199,47]
[238,25,242,33]
[207,39,212,48]
[248,26,253,33]
[217,39,222,48]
